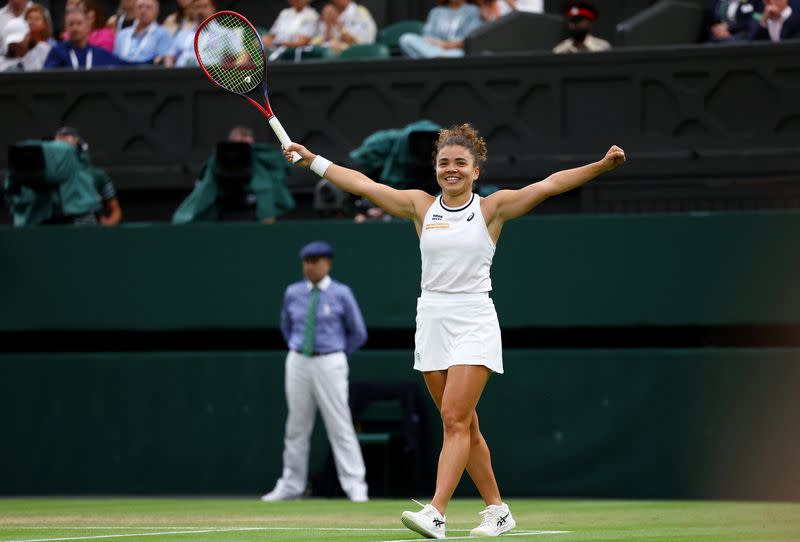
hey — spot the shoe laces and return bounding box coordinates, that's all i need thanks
[411,500,445,523]
[478,504,506,528]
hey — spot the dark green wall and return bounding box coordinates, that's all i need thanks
[2,211,800,332]
[3,348,799,499]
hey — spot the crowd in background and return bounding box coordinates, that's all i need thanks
[2,0,798,72]
[2,0,799,226]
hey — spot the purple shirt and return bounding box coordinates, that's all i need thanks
[280,275,367,356]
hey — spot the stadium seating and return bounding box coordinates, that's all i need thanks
[464,11,565,55]
[338,42,390,60]
[377,20,425,56]
[616,0,706,47]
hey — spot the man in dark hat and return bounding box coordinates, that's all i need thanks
[262,240,369,503]
[553,1,611,53]
[54,126,123,226]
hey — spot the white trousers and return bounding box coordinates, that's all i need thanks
[274,350,367,499]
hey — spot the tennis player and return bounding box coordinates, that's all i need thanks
[282,124,625,538]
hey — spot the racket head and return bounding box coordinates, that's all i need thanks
[194,11,272,114]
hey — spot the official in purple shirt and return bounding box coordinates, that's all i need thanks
[279,244,367,356]
[263,240,369,503]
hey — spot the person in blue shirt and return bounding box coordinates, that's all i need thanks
[113,0,172,63]
[45,7,128,68]
[262,240,369,503]
[398,0,483,58]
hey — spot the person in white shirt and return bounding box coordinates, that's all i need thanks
[0,0,31,55]
[478,0,545,22]
[553,1,611,54]
[263,0,318,50]
[749,0,800,41]
[0,4,51,71]
[279,124,625,538]
[158,0,216,67]
[313,0,376,54]
[113,0,173,63]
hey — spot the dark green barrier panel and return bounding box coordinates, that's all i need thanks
[2,348,799,499]
[2,211,800,331]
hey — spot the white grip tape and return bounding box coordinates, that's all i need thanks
[310,155,333,177]
[268,116,302,163]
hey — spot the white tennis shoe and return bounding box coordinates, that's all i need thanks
[470,502,516,537]
[259,483,302,502]
[401,501,446,539]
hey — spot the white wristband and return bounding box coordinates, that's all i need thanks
[310,155,332,177]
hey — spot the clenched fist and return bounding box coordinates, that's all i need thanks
[601,145,626,172]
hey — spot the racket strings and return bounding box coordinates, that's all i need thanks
[196,12,264,94]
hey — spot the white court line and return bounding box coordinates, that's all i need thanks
[382,532,570,542]
[2,528,412,532]
[1,528,258,542]
[2,527,571,542]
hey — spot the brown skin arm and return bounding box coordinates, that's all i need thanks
[481,145,626,241]
[99,197,123,226]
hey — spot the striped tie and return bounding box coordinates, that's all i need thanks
[302,287,320,356]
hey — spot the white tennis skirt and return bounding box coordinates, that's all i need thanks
[413,290,503,374]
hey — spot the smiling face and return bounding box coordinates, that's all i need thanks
[435,144,479,199]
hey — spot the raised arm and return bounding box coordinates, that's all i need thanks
[484,145,626,227]
[283,143,433,224]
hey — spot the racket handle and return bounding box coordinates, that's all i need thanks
[268,116,302,163]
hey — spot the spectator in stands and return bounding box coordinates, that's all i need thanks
[260,240,368,503]
[0,18,28,69]
[172,126,295,224]
[476,0,544,22]
[706,0,763,42]
[0,4,50,71]
[505,0,543,11]
[24,3,51,42]
[60,0,114,51]
[312,0,377,54]
[749,0,800,41]
[106,0,135,33]
[162,0,192,35]
[158,0,214,67]
[45,7,128,68]
[398,0,483,58]
[476,0,512,22]
[262,0,318,52]
[113,0,172,63]
[54,126,122,225]
[553,1,610,53]
[0,0,33,56]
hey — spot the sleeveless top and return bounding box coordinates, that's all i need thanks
[419,193,495,293]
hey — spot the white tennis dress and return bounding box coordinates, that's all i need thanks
[414,193,503,373]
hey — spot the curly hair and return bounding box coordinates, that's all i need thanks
[434,123,487,166]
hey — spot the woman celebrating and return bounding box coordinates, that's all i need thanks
[283,124,625,538]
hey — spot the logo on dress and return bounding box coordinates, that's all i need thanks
[432,214,443,221]
[467,212,475,221]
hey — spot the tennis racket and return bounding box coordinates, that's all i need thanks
[194,10,302,162]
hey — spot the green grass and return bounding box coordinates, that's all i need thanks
[0,498,798,542]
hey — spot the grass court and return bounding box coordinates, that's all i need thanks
[1,498,799,542]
